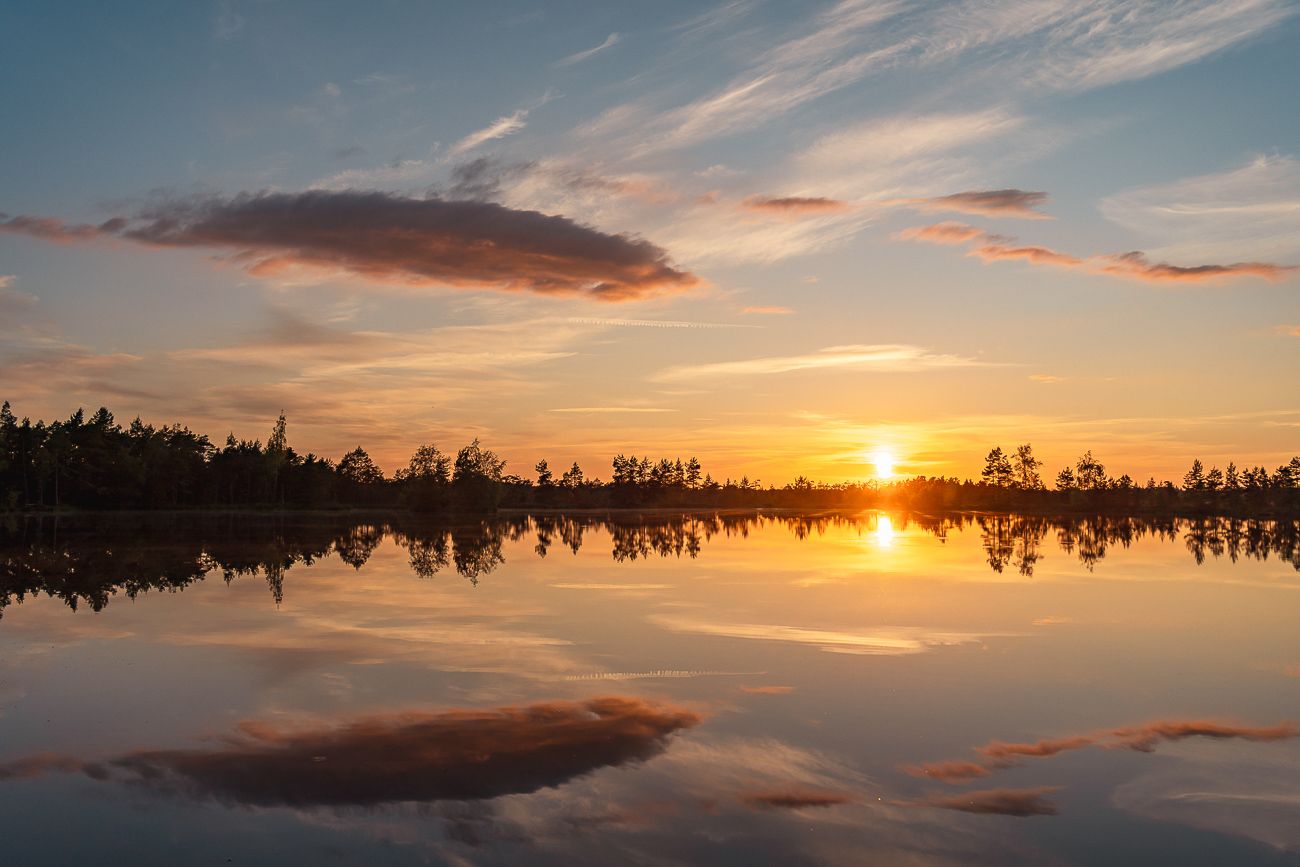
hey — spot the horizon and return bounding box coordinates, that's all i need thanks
[4,1,1300,483]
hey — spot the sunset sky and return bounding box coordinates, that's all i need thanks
[2,0,1298,483]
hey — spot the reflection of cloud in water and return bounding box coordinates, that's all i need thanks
[909,719,1299,784]
[0,697,701,808]
[647,613,999,655]
[905,787,1061,817]
[1113,744,1300,852]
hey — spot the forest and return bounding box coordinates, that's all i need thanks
[1,402,1298,516]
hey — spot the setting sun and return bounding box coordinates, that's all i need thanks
[871,449,896,479]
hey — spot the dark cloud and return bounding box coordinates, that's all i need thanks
[0,191,699,301]
[332,145,366,160]
[897,221,1295,283]
[742,195,850,215]
[915,189,1051,219]
[0,697,703,809]
[741,789,855,809]
[908,787,1061,817]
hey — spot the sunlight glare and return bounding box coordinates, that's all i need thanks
[871,449,895,479]
[874,514,894,547]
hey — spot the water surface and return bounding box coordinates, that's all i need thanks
[1,512,1298,865]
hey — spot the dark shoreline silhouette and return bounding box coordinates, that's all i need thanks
[2,403,1297,518]
[2,511,1297,618]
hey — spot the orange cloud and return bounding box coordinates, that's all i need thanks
[741,305,794,315]
[1276,325,1300,337]
[908,718,1298,786]
[903,759,994,784]
[970,243,1083,268]
[897,222,1295,284]
[893,221,992,245]
[0,192,699,301]
[742,195,850,215]
[1097,251,1296,283]
[913,189,1051,219]
[0,697,703,808]
[739,685,796,694]
[1108,720,1297,753]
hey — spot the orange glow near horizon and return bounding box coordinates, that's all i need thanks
[870,449,896,479]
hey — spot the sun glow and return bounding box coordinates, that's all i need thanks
[870,449,895,479]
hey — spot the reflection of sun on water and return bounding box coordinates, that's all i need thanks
[874,514,894,547]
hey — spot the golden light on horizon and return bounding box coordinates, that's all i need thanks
[870,449,895,479]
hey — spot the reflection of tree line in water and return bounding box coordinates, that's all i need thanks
[1,512,1297,617]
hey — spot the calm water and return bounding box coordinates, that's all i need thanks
[1,511,1298,866]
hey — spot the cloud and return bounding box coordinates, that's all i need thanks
[1109,720,1297,753]
[897,221,1296,284]
[1096,251,1295,283]
[450,109,530,156]
[1277,326,1300,338]
[0,697,702,808]
[911,719,1299,785]
[903,760,994,784]
[741,305,794,315]
[741,789,855,809]
[1,192,699,301]
[645,613,994,655]
[582,1,1292,156]
[907,787,1061,817]
[892,221,992,245]
[555,32,621,67]
[652,344,986,382]
[741,196,851,215]
[910,189,1051,219]
[1100,154,1300,262]
[1029,374,1062,383]
[0,276,37,316]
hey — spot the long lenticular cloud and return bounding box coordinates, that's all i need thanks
[910,189,1052,219]
[741,195,850,215]
[0,192,699,301]
[906,718,1298,785]
[0,697,703,808]
[896,221,1295,283]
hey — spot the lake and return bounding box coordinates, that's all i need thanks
[1,511,1298,866]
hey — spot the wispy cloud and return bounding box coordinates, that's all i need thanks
[898,221,1297,284]
[653,344,987,382]
[645,613,996,655]
[1100,154,1300,262]
[450,109,530,156]
[555,32,621,67]
[741,305,794,315]
[904,787,1061,817]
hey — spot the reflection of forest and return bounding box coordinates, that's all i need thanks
[2,512,1297,616]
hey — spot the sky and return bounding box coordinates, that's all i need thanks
[1,0,1298,483]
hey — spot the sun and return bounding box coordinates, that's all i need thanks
[870,449,895,479]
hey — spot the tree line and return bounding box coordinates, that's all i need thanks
[1,403,1297,516]
[4,512,1296,618]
